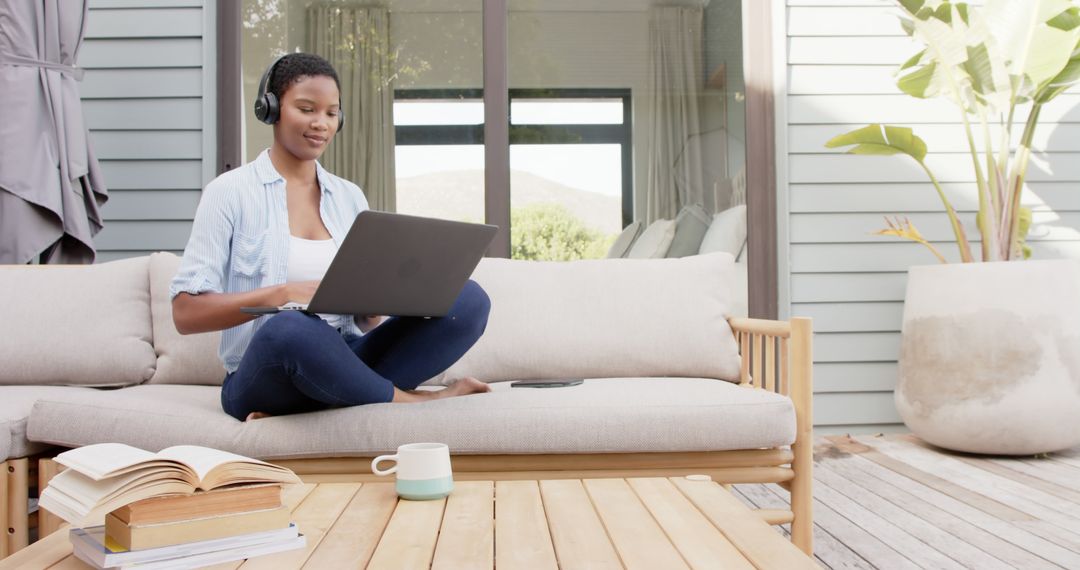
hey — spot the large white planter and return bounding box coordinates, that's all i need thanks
[896,259,1080,455]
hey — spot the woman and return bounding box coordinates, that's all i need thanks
[170,53,491,422]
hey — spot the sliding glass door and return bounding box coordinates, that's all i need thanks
[237,0,762,312]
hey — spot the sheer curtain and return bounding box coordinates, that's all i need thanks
[644,6,704,223]
[307,4,396,211]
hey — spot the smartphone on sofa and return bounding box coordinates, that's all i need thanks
[510,378,584,388]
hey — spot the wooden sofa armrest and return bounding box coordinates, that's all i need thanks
[728,316,813,555]
[727,316,813,403]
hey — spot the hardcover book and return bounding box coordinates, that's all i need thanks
[105,504,291,551]
[39,443,300,526]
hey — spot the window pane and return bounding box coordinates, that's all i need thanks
[510,99,623,125]
[242,0,483,218]
[395,100,484,126]
[389,0,484,220]
[395,145,484,223]
[506,1,750,309]
[510,144,621,260]
[507,6,641,261]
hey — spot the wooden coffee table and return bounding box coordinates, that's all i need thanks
[2,478,817,569]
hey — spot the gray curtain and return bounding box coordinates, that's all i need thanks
[307,4,396,212]
[644,6,704,223]
[0,0,107,264]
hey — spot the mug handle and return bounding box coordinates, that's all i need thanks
[371,454,398,476]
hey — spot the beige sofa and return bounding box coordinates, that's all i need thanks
[0,252,813,557]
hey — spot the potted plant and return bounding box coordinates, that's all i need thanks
[827,0,1080,454]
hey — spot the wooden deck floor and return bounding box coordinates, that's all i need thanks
[734,434,1080,569]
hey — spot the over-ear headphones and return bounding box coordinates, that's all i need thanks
[253,54,344,129]
[253,54,286,125]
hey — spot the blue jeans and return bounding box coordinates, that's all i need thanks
[220,280,490,420]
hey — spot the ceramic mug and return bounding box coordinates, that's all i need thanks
[371,443,454,500]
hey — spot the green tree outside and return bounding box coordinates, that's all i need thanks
[511,203,616,261]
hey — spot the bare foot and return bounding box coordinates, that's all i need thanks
[245,411,272,421]
[434,377,492,399]
[393,377,491,403]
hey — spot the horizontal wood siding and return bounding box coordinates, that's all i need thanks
[84,2,208,262]
[784,0,1080,429]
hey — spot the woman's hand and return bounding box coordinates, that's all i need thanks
[173,280,320,335]
[282,280,320,305]
[356,315,386,333]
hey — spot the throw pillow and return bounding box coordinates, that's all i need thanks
[425,252,743,385]
[147,253,226,385]
[665,204,711,258]
[699,204,747,257]
[605,220,643,258]
[626,219,677,258]
[0,257,156,387]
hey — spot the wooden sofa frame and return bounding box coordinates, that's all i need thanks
[16,316,813,558]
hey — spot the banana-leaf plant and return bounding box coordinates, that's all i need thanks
[826,0,1080,262]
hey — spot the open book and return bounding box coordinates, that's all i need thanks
[39,443,302,527]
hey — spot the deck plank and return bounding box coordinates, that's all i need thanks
[985,458,1080,500]
[431,481,495,570]
[494,481,558,570]
[1016,521,1080,553]
[732,484,871,570]
[815,459,1012,569]
[901,435,1080,504]
[0,528,72,569]
[960,456,1080,506]
[763,482,918,569]
[671,477,820,569]
[45,555,85,569]
[862,436,1080,528]
[366,495,446,570]
[836,436,1080,568]
[730,485,792,535]
[201,483,317,570]
[583,479,689,569]
[811,475,964,569]
[537,479,622,569]
[1048,450,1080,468]
[628,478,753,570]
[302,482,397,569]
[240,483,359,569]
[815,441,1060,569]
[824,437,1034,522]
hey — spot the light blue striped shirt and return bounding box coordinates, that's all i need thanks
[170,149,369,374]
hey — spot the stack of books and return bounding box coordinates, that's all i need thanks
[39,443,306,569]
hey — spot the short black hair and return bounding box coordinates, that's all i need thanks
[268,53,341,101]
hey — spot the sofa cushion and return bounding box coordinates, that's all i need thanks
[605,221,643,258]
[26,380,795,459]
[699,205,747,257]
[666,204,711,258]
[0,386,99,460]
[0,257,156,387]
[147,253,225,385]
[427,252,742,385]
[626,219,676,258]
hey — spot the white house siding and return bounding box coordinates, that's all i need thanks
[784,0,1080,432]
[83,0,214,262]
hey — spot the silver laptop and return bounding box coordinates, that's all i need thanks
[241,211,497,318]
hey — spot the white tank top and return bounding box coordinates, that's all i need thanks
[286,235,341,327]
[286,235,336,282]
